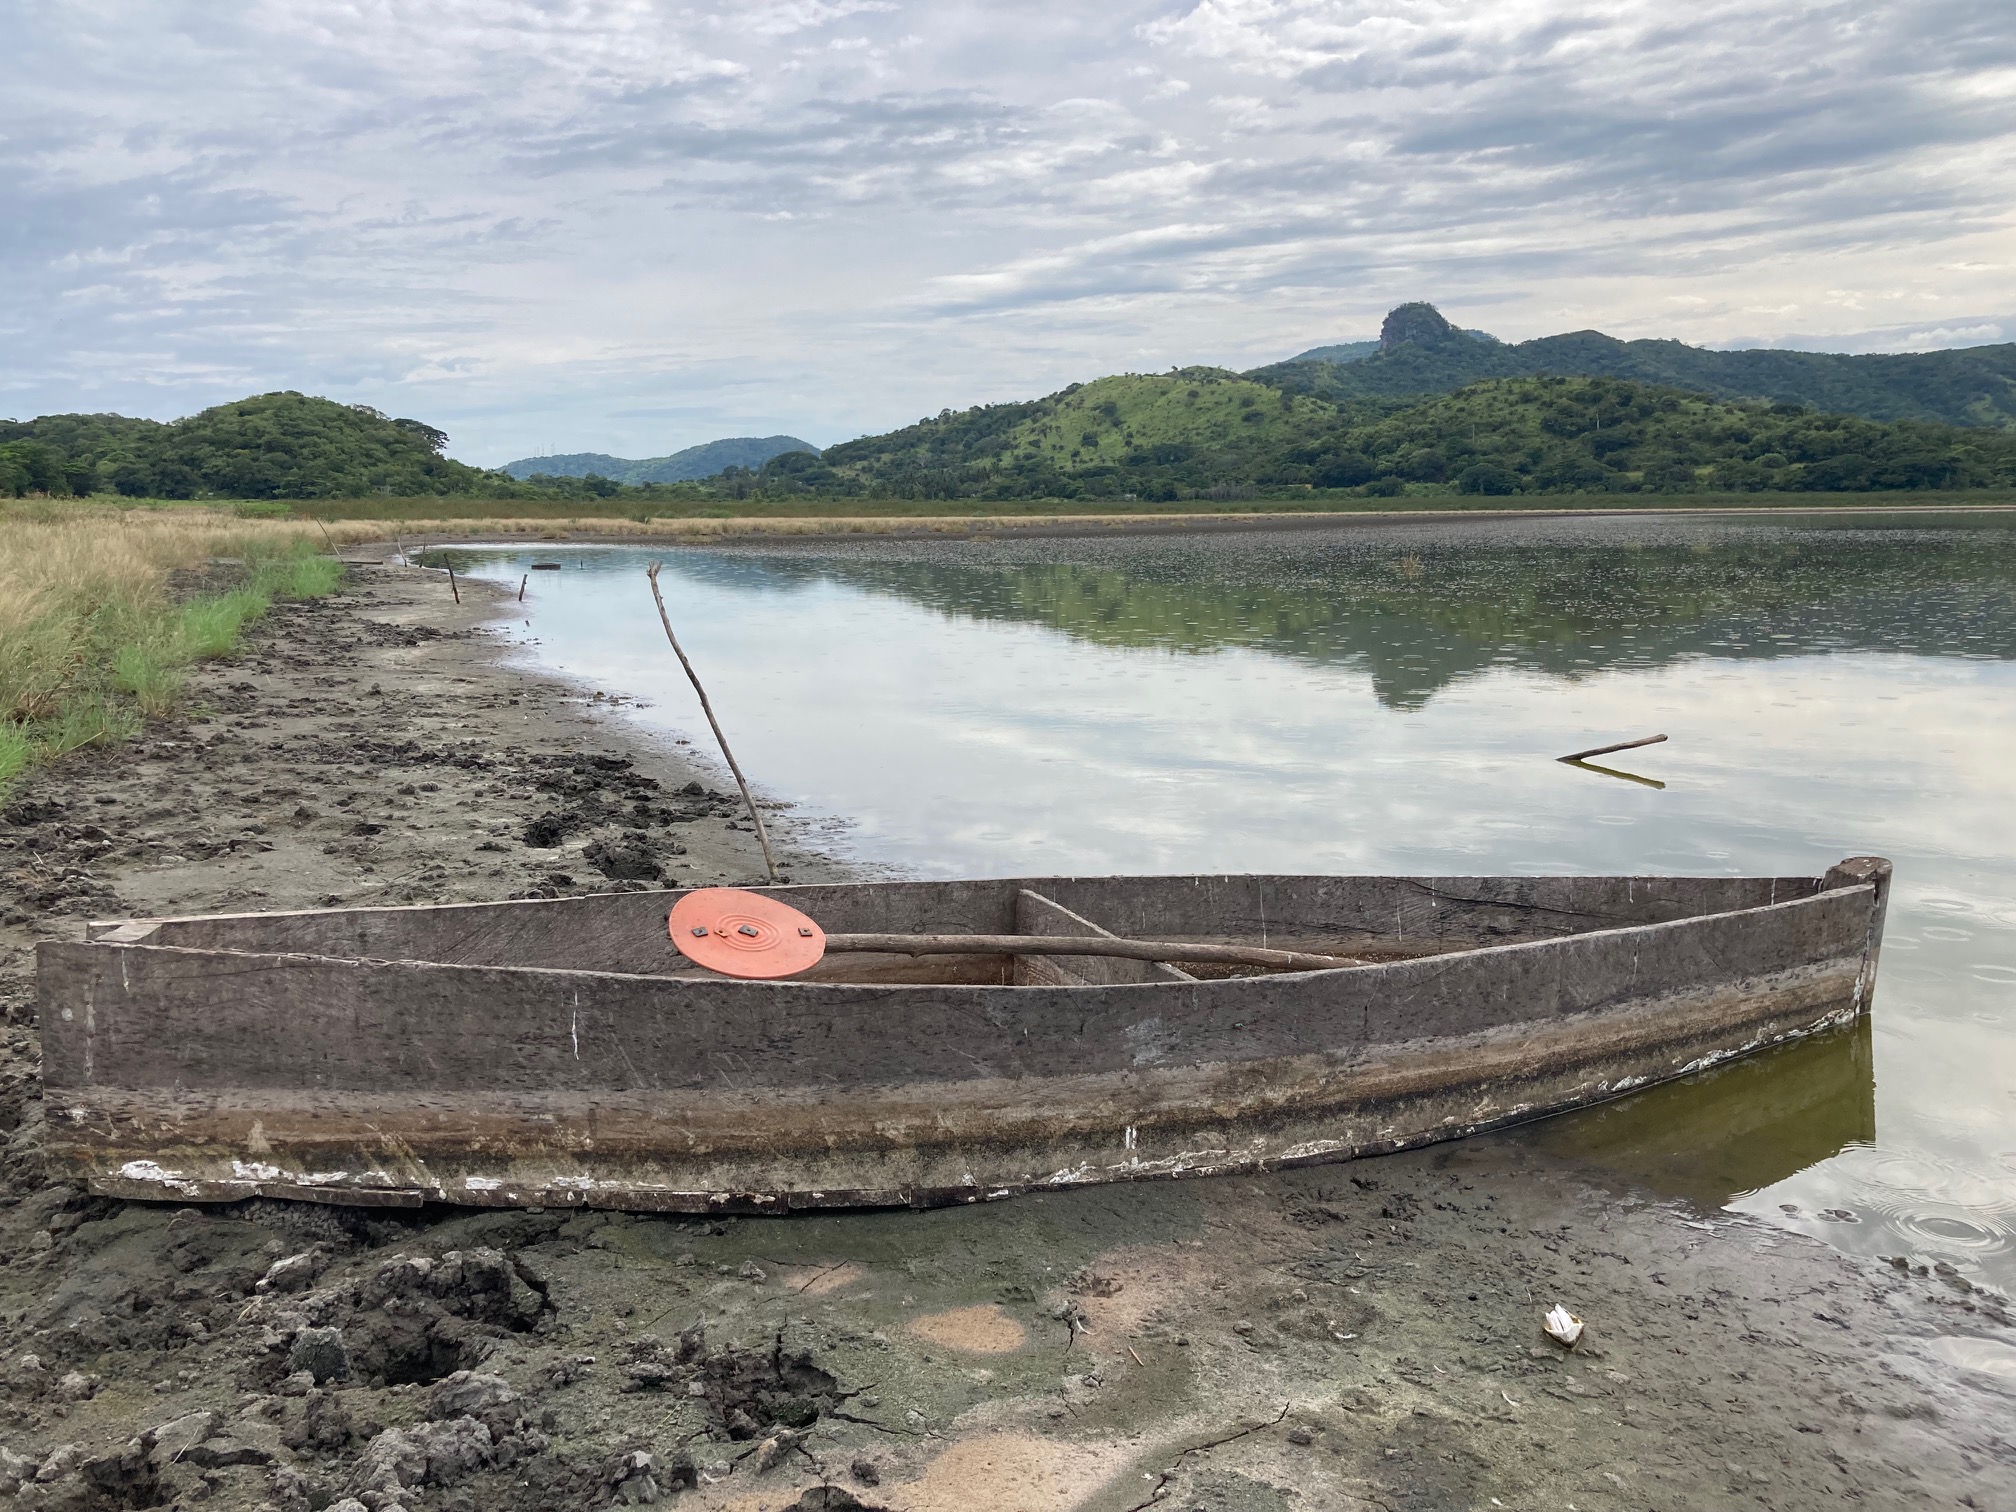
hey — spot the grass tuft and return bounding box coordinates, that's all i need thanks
[0,723,28,792]
[0,503,361,800]
[178,589,267,658]
[111,643,184,717]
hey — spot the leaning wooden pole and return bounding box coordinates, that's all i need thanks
[646,562,779,884]
[1558,733,1666,764]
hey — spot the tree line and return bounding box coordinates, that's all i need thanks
[6,373,2015,505]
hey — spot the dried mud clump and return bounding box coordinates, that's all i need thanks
[697,1339,841,1441]
[787,1488,891,1512]
[7,1210,267,1367]
[520,756,736,850]
[520,810,576,848]
[343,1401,546,1509]
[282,1388,369,1456]
[500,1443,697,1511]
[25,1409,276,1511]
[582,831,666,882]
[624,1326,841,1441]
[248,1248,552,1393]
[0,801,123,918]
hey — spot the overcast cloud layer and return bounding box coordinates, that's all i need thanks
[5,1,2014,463]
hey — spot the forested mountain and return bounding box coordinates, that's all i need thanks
[1256,303,2016,428]
[1,393,493,498]
[500,435,815,484]
[5,304,2015,503]
[749,368,2016,500]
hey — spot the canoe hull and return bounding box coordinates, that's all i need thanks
[39,861,1889,1212]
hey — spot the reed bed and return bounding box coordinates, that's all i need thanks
[0,504,379,796]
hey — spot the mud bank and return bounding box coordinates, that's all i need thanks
[1,556,2012,1511]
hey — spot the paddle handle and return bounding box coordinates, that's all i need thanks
[823,933,1361,972]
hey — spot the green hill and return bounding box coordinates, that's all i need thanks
[767,369,2016,500]
[809,369,1349,500]
[1287,340,1380,364]
[1253,303,2016,428]
[1320,376,2015,494]
[499,435,816,484]
[0,393,496,499]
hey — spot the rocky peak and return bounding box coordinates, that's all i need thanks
[1379,302,1458,351]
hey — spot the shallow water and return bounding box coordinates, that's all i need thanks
[447,513,2016,1295]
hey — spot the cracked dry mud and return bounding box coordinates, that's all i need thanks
[1,554,2013,1512]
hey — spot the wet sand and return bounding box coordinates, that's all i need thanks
[1,556,2011,1511]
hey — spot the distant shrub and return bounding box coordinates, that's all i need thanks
[1457,463,1519,495]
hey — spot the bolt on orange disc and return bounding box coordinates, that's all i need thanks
[668,888,826,979]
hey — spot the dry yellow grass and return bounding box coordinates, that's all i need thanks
[0,504,379,792]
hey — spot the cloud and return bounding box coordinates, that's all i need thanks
[1714,315,2016,355]
[3,0,2013,460]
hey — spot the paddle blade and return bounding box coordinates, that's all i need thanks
[668,888,826,979]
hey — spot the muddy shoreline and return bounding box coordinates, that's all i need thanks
[378,499,2016,555]
[1,556,2012,1511]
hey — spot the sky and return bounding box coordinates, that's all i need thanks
[5,1,2015,465]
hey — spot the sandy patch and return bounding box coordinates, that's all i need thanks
[887,1431,1123,1512]
[907,1303,1028,1354]
[778,1260,869,1296]
[1062,1242,1220,1338]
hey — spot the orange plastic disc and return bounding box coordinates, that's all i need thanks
[668,888,826,979]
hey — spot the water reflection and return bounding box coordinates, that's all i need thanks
[1523,1018,1875,1210]
[676,517,2016,707]
[445,513,2016,1298]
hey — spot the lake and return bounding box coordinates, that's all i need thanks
[445,511,2016,1296]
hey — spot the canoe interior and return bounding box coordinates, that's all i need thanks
[84,871,1838,985]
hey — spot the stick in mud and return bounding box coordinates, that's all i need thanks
[518,573,528,602]
[1557,732,1667,763]
[446,561,460,604]
[646,561,779,883]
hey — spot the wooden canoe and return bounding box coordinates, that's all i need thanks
[39,859,1890,1212]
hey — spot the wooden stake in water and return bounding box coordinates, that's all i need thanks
[646,562,779,884]
[518,573,528,602]
[446,561,460,604]
[1557,733,1666,764]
